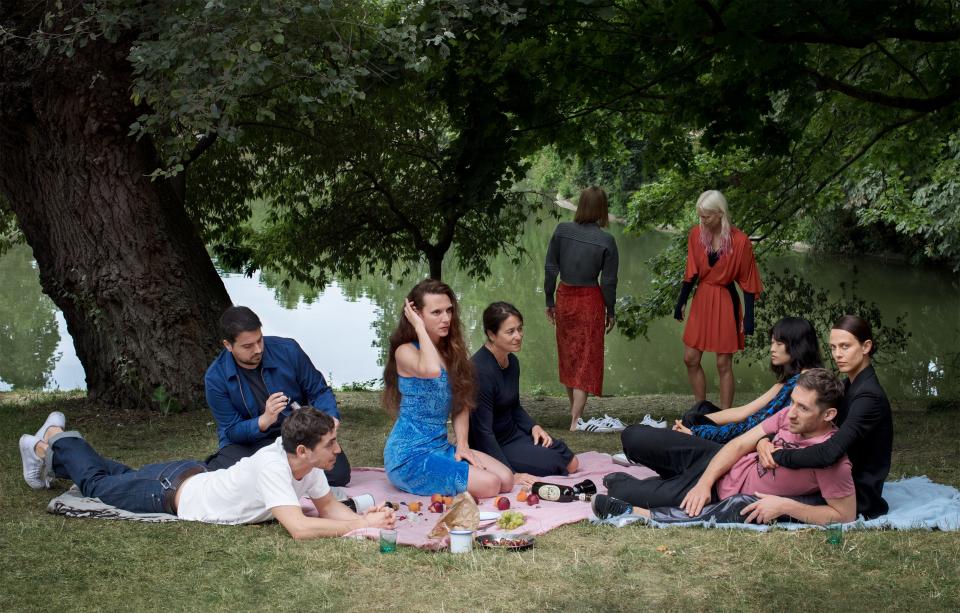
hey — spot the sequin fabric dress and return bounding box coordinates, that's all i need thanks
[384,367,469,495]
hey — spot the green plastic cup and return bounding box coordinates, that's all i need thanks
[379,529,398,553]
[826,523,843,545]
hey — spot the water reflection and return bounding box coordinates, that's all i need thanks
[0,246,61,390]
[1,216,958,399]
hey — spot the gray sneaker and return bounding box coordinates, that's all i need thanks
[19,434,48,490]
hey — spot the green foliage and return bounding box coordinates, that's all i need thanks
[0,195,22,257]
[151,385,183,415]
[525,146,581,200]
[744,268,912,367]
[337,378,382,392]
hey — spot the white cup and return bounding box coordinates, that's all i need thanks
[449,529,474,553]
[351,493,375,514]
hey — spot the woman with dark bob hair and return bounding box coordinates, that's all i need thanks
[675,316,824,442]
[544,186,619,431]
[756,315,893,519]
[470,303,579,485]
[618,316,822,465]
[383,279,513,498]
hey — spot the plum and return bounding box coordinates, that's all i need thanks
[526,494,540,506]
[495,496,511,511]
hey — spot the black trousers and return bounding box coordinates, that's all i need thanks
[498,429,576,477]
[606,424,722,508]
[205,439,351,487]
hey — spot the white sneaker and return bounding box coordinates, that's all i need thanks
[576,417,614,433]
[35,411,65,439]
[601,414,627,431]
[640,414,668,429]
[611,452,639,467]
[19,434,48,490]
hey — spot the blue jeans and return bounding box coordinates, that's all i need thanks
[50,435,205,514]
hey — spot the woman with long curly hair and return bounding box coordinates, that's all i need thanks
[383,279,513,498]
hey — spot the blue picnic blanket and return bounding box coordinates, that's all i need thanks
[593,476,960,532]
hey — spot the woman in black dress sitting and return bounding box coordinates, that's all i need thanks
[470,302,579,486]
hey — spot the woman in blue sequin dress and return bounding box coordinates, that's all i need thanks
[383,279,514,497]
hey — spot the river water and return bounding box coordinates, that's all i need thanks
[1,215,957,399]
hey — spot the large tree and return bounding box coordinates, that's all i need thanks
[0,0,422,408]
[0,2,233,408]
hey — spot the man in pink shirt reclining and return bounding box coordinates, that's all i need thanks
[595,368,856,525]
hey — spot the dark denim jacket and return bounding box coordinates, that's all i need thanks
[204,336,339,448]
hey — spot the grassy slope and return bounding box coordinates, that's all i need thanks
[1,391,958,612]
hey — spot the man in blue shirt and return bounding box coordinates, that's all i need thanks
[204,306,350,485]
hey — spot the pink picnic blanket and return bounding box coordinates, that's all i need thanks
[300,451,655,550]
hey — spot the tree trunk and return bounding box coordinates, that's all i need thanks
[0,17,231,410]
[427,253,443,280]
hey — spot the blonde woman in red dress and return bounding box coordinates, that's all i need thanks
[674,190,762,410]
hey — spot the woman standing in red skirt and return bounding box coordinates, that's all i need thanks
[544,186,619,431]
[674,190,762,410]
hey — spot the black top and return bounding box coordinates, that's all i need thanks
[469,346,536,468]
[238,364,281,437]
[773,365,893,519]
[544,221,619,316]
[238,364,268,415]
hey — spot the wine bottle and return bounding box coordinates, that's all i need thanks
[530,479,597,502]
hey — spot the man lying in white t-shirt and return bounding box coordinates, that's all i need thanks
[20,407,395,540]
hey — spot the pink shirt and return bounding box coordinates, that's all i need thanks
[716,411,855,500]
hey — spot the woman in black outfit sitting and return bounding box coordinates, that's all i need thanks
[756,315,893,519]
[470,303,579,486]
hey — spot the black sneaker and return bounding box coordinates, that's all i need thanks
[592,494,632,519]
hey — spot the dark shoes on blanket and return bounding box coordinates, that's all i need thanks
[592,494,633,519]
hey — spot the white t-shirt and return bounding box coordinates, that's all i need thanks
[177,437,330,524]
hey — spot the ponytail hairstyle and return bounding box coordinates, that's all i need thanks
[832,315,878,356]
[382,279,475,417]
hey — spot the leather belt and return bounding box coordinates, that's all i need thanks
[162,465,207,515]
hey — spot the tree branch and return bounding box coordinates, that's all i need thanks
[183,132,218,169]
[802,67,960,111]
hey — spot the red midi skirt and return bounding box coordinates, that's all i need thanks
[555,283,604,396]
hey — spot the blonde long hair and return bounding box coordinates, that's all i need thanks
[696,189,732,255]
[382,279,475,417]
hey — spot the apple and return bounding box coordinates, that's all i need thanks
[495,496,511,511]
[526,494,540,506]
[431,493,444,504]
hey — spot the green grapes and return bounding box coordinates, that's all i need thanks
[496,510,525,530]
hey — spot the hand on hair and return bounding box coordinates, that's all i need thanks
[403,298,425,331]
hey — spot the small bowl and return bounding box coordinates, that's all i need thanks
[474,532,535,550]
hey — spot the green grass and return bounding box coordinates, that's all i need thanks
[2,391,959,612]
